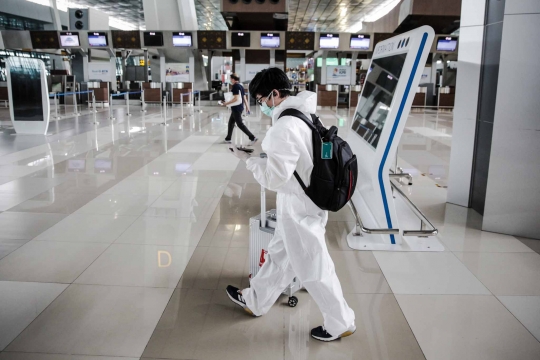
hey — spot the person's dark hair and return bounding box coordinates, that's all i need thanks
[248,67,291,100]
[230,73,240,81]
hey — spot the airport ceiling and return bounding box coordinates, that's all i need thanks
[195,0,228,31]
[70,0,387,32]
[288,0,388,32]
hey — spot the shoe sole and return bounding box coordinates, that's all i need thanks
[311,328,356,342]
[225,290,258,317]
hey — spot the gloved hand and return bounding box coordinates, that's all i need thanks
[228,145,251,162]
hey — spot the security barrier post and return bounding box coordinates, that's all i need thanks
[53,92,61,120]
[109,93,115,120]
[141,89,146,112]
[125,92,131,116]
[180,93,185,120]
[197,91,203,113]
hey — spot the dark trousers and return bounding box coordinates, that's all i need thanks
[225,110,255,141]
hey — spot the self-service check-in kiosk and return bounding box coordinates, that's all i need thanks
[346,26,444,252]
[6,57,50,135]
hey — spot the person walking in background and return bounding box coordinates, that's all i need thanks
[222,73,257,145]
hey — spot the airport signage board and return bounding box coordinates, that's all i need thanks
[326,65,351,85]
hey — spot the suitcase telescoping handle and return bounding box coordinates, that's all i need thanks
[260,153,268,228]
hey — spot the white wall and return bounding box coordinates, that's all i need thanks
[482,6,540,238]
[446,0,486,207]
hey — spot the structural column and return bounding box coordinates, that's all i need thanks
[447,0,487,207]
[482,1,540,238]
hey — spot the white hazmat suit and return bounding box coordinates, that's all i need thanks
[242,91,355,336]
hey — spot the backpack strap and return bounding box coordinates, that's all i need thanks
[278,108,317,191]
[278,108,317,130]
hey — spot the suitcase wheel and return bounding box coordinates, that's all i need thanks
[288,296,298,307]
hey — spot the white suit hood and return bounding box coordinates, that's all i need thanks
[271,91,317,125]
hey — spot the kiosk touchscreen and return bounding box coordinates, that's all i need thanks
[346,26,442,251]
[6,57,50,135]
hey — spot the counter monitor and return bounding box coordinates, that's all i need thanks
[319,33,340,49]
[143,31,164,47]
[232,32,250,47]
[350,34,370,50]
[436,36,458,52]
[261,33,280,48]
[59,32,80,47]
[172,32,192,47]
[88,32,108,47]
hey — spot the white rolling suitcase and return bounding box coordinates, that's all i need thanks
[249,184,302,307]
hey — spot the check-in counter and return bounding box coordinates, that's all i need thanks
[438,86,455,108]
[87,82,109,106]
[169,82,193,104]
[317,84,338,108]
[349,85,362,108]
[412,87,428,107]
[142,82,162,103]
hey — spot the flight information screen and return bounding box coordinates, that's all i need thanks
[319,34,339,49]
[59,32,80,47]
[350,34,370,50]
[351,53,406,148]
[231,32,250,47]
[172,32,192,47]
[261,33,280,48]
[143,31,163,47]
[88,32,108,47]
[436,37,458,52]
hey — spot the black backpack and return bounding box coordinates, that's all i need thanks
[278,109,358,212]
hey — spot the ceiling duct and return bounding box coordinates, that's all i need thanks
[221,0,287,31]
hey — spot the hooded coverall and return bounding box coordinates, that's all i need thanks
[242,91,355,336]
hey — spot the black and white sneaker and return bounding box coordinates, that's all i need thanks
[224,139,232,144]
[226,285,259,317]
[311,325,356,342]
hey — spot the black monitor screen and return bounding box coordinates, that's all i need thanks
[143,31,163,47]
[351,54,406,149]
[88,32,108,47]
[59,32,80,47]
[8,57,44,121]
[350,34,370,50]
[261,33,280,48]
[232,32,250,47]
[172,32,192,47]
[319,33,339,49]
[436,37,458,52]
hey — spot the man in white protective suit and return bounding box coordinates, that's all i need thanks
[226,68,356,342]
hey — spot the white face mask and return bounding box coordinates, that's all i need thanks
[258,89,290,118]
[260,92,275,117]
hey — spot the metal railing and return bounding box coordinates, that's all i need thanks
[348,179,438,239]
[110,91,142,120]
[49,90,95,119]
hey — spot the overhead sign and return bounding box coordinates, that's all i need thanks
[326,65,351,85]
[88,62,115,82]
[165,63,190,82]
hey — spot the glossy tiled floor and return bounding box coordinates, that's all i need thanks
[0,105,539,360]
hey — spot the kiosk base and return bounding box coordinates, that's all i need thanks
[346,232,445,252]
